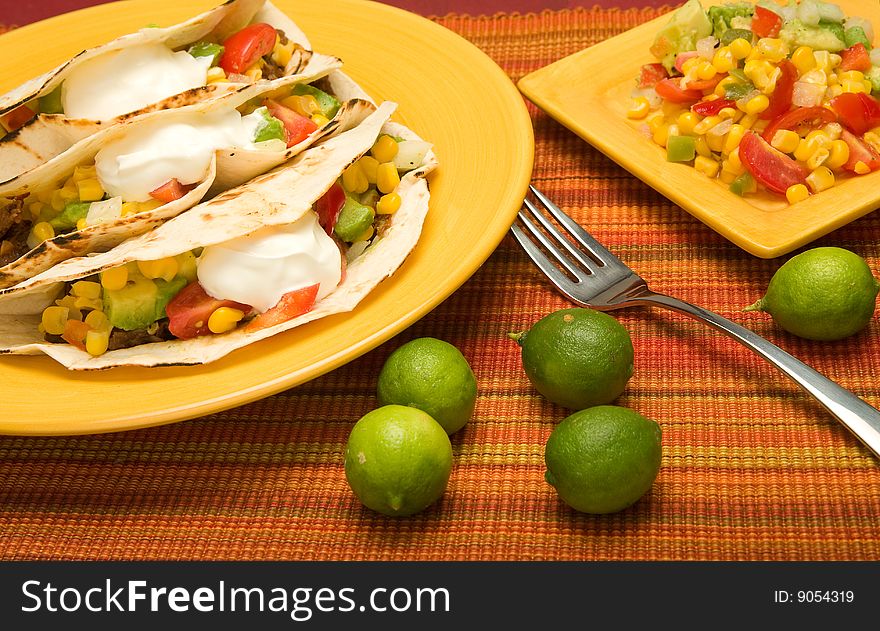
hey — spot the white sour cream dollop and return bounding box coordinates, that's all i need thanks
[197,213,343,313]
[62,43,211,121]
[94,109,262,202]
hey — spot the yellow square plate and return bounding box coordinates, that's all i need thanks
[517,0,880,258]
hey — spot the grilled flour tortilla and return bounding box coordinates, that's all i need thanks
[0,0,329,179]
[0,102,438,369]
[0,62,379,290]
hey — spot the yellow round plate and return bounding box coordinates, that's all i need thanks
[0,0,534,435]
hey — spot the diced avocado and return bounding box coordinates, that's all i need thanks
[334,196,375,242]
[153,277,188,321]
[708,3,753,40]
[666,135,696,162]
[38,86,64,115]
[49,201,91,232]
[188,41,225,65]
[729,172,756,196]
[250,106,285,143]
[866,66,880,94]
[649,0,713,73]
[720,28,754,46]
[103,277,160,331]
[819,19,846,44]
[845,26,871,50]
[292,84,341,119]
[779,19,846,52]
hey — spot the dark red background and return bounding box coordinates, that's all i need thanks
[4,0,671,26]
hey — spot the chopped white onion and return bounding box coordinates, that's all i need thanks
[871,49,880,67]
[798,0,822,26]
[736,89,761,110]
[817,2,845,23]
[392,140,432,171]
[844,16,874,43]
[346,240,370,263]
[630,87,662,109]
[792,81,825,108]
[730,16,753,30]
[708,119,733,138]
[85,197,123,227]
[696,36,718,61]
[252,138,287,152]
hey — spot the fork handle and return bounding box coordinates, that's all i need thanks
[635,291,880,459]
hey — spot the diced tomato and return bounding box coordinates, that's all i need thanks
[840,129,880,173]
[761,106,837,143]
[739,131,808,195]
[165,281,252,340]
[218,23,277,75]
[684,74,725,92]
[316,182,346,234]
[245,284,319,332]
[61,319,90,351]
[840,43,872,73]
[149,179,196,204]
[264,99,319,148]
[759,59,796,120]
[752,6,782,38]
[673,52,699,74]
[638,63,668,88]
[0,104,35,133]
[829,92,880,135]
[692,98,736,117]
[654,78,703,103]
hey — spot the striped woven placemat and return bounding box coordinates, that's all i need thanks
[2,7,879,561]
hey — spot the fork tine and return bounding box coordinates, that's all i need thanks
[515,209,585,279]
[510,222,585,305]
[521,197,598,272]
[529,185,619,265]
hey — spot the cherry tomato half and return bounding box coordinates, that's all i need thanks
[219,23,277,75]
[739,131,808,195]
[166,282,252,340]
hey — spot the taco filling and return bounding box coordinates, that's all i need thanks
[36,134,432,356]
[1,22,301,134]
[0,80,342,266]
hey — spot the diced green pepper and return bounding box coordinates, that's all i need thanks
[251,106,285,143]
[666,135,697,162]
[38,86,64,115]
[334,196,375,242]
[291,84,341,119]
[720,28,753,46]
[724,81,756,100]
[729,172,756,196]
[187,41,225,65]
[49,201,91,231]
[845,26,871,50]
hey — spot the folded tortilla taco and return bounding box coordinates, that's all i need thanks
[0,101,438,369]
[0,0,327,178]
[0,61,381,290]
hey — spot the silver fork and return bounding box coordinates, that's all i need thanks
[511,185,880,460]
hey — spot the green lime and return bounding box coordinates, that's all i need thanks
[344,405,453,516]
[544,405,662,514]
[511,307,634,409]
[745,246,880,341]
[377,337,477,434]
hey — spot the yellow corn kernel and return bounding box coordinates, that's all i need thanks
[681,57,700,73]
[854,160,871,175]
[791,46,816,74]
[822,122,843,140]
[72,165,97,182]
[627,96,651,119]
[271,38,294,68]
[785,183,810,204]
[59,182,78,202]
[310,113,330,127]
[695,61,717,81]
[357,155,379,184]
[85,329,110,357]
[207,307,245,334]
[281,94,320,117]
[727,147,743,172]
[50,190,66,211]
[838,70,865,83]
[676,111,700,135]
[730,37,752,59]
[376,162,401,194]
[714,76,737,97]
[75,178,104,202]
[139,199,163,213]
[712,47,736,73]
[805,130,832,150]
[693,115,722,135]
[806,147,830,170]
[31,221,54,242]
[342,163,369,194]
[706,132,725,153]
[71,280,102,300]
[74,296,102,312]
[28,202,44,219]
[645,111,665,131]
[742,94,770,115]
[244,63,263,81]
[76,218,88,230]
[722,124,746,155]
[100,266,128,291]
[206,67,227,83]
[744,59,773,84]
[54,295,82,321]
[842,80,868,94]
[864,132,880,154]
[0,240,12,257]
[755,38,789,63]
[41,306,69,336]
[667,124,680,138]
[770,129,800,154]
[354,225,375,243]
[793,139,813,162]
[718,107,740,121]
[695,135,713,158]
[371,135,399,163]
[137,257,179,282]
[865,80,875,94]
[719,169,738,184]
[84,310,110,332]
[761,66,783,94]
[739,114,759,129]
[694,155,720,178]
[36,189,54,204]
[806,166,835,193]
[824,139,850,169]
[377,192,402,215]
